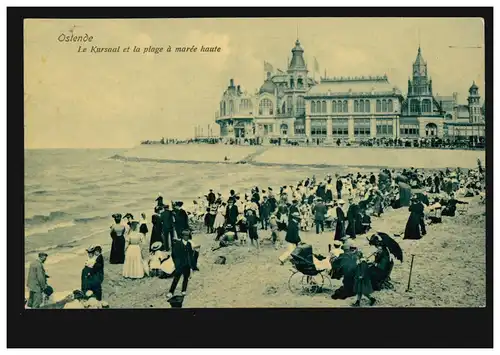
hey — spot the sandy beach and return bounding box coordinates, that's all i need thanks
[102,194,485,308]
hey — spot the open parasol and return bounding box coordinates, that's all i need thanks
[376,232,403,262]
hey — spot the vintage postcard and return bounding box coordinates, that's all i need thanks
[23,17,487,312]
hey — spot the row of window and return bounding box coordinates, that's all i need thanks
[409,99,432,113]
[310,99,396,114]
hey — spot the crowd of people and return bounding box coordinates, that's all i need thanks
[25,158,485,308]
[141,136,485,150]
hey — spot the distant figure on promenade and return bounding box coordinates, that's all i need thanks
[27,252,49,308]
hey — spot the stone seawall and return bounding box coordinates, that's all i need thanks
[115,145,485,169]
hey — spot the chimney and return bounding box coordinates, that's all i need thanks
[230,78,234,87]
[237,85,241,93]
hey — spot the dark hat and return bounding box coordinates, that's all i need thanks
[155,195,163,202]
[44,285,54,297]
[123,213,134,220]
[86,245,96,253]
[176,201,184,207]
[112,213,122,220]
[73,289,85,299]
[268,187,273,191]
[167,295,184,308]
[38,252,48,258]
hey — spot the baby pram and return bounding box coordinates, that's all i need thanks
[288,244,332,294]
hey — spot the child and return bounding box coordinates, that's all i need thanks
[269,214,280,249]
[246,209,260,249]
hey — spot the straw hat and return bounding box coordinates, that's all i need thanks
[337,199,345,205]
[151,241,162,251]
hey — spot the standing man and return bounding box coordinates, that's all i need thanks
[260,196,271,230]
[207,189,216,206]
[225,198,239,238]
[160,204,176,251]
[173,202,190,239]
[312,197,327,234]
[166,230,196,299]
[336,177,344,199]
[27,252,48,309]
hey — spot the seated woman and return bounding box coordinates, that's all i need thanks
[356,209,372,235]
[442,193,469,217]
[427,197,443,224]
[367,234,393,291]
[149,241,172,278]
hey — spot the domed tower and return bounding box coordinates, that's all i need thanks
[287,39,308,90]
[259,72,277,95]
[468,81,482,123]
[284,39,309,119]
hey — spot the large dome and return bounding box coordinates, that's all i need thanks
[259,79,277,95]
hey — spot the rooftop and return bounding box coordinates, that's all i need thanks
[306,76,402,96]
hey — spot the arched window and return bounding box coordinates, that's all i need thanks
[282,102,286,114]
[376,100,381,112]
[365,100,370,113]
[388,99,393,112]
[359,100,364,113]
[297,96,305,114]
[229,100,234,114]
[311,101,316,113]
[354,100,359,113]
[382,99,387,112]
[421,99,431,113]
[322,100,327,113]
[259,98,273,115]
[289,78,294,89]
[287,96,293,114]
[223,101,227,116]
[297,77,303,89]
[220,102,223,115]
[338,101,343,113]
[332,100,337,113]
[343,100,348,113]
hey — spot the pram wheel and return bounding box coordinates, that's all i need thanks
[288,270,326,295]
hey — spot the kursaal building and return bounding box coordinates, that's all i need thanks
[214,39,485,143]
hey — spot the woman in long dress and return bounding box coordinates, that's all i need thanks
[109,214,127,264]
[403,197,424,240]
[334,201,346,241]
[123,221,145,279]
[149,213,163,251]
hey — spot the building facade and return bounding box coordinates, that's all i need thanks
[214,40,485,142]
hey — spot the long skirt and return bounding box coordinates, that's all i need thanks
[334,220,346,241]
[110,235,126,264]
[403,213,422,240]
[123,245,145,279]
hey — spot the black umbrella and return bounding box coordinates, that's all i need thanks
[376,232,403,262]
[123,213,134,220]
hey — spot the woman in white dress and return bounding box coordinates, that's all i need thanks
[123,221,145,279]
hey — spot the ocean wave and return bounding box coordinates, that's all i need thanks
[24,220,77,238]
[26,227,110,254]
[74,215,109,224]
[25,211,69,226]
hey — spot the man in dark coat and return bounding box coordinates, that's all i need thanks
[225,198,239,237]
[207,189,216,206]
[260,196,271,230]
[369,173,376,186]
[345,197,359,239]
[336,178,343,199]
[160,205,176,251]
[167,230,196,298]
[312,198,327,234]
[173,202,190,239]
[288,199,300,218]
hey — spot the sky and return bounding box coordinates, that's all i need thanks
[24,18,485,149]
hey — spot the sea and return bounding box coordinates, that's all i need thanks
[25,148,357,294]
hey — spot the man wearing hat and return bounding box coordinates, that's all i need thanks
[27,252,49,308]
[160,204,176,251]
[166,230,196,299]
[207,189,216,206]
[336,177,343,199]
[173,201,190,239]
[312,197,327,235]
